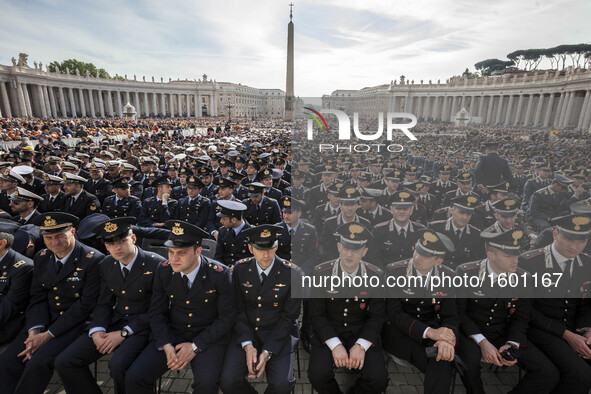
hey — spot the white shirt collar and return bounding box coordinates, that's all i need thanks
[256,259,275,282]
[234,220,246,236]
[55,244,76,264]
[551,244,574,275]
[180,258,201,289]
[339,262,359,278]
[119,246,139,273]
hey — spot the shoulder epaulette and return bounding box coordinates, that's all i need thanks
[363,261,384,276]
[315,260,336,273]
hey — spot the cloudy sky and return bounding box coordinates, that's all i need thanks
[1,0,589,97]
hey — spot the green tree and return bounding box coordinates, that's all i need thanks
[474,58,514,76]
[48,59,109,78]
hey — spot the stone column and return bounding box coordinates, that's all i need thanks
[449,96,458,121]
[441,96,449,122]
[416,97,424,119]
[495,95,504,124]
[504,95,515,125]
[68,87,77,117]
[553,93,565,128]
[177,94,183,116]
[522,95,534,126]
[47,86,57,117]
[78,89,87,117]
[424,97,432,120]
[533,94,544,127]
[58,87,67,116]
[88,90,96,117]
[477,95,485,118]
[186,95,191,117]
[581,91,591,131]
[150,93,156,116]
[116,91,123,117]
[576,90,590,130]
[212,93,218,116]
[562,91,576,128]
[432,97,440,120]
[125,91,130,105]
[169,94,175,117]
[35,85,46,117]
[107,91,114,117]
[143,93,149,117]
[17,83,28,117]
[460,95,466,110]
[0,82,12,117]
[160,93,166,116]
[98,90,105,117]
[542,94,556,128]
[485,96,494,124]
[513,95,524,125]
[23,85,33,117]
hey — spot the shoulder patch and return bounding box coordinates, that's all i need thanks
[40,249,47,256]
[86,252,95,258]
[364,261,384,276]
[209,263,224,272]
[161,261,169,266]
[315,260,336,273]
[374,221,388,229]
[13,260,26,268]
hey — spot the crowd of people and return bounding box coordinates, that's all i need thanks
[0,115,590,393]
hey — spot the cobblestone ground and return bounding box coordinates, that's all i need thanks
[44,343,520,393]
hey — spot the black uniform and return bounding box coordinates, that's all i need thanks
[358,205,392,227]
[312,202,340,235]
[172,195,212,229]
[84,178,113,204]
[264,187,283,202]
[242,196,282,227]
[0,241,104,393]
[213,221,253,267]
[470,201,497,231]
[521,177,550,211]
[276,220,319,274]
[200,183,219,200]
[38,191,66,213]
[0,249,34,344]
[170,185,187,200]
[55,247,165,394]
[428,219,485,269]
[320,214,372,261]
[137,197,177,227]
[367,220,425,267]
[308,183,331,207]
[233,184,250,201]
[63,190,101,218]
[431,180,456,204]
[126,257,236,394]
[101,195,143,219]
[221,257,303,394]
[307,260,388,394]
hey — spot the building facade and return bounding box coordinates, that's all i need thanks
[0,53,285,119]
[322,68,591,131]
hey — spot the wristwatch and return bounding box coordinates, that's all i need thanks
[120,328,130,338]
[191,343,200,354]
[262,349,272,360]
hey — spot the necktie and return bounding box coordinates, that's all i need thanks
[182,275,190,291]
[49,197,55,204]
[18,218,26,225]
[70,198,75,207]
[260,272,267,286]
[56,259,63,273]
[114,198,118,207]
[122,267,129,281]
[564,259,573,279]
[399,228,406,238]
[289,229,295,237]
[455,229,462,240]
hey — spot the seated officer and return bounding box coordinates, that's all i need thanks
[519,214,591,393]
[470,181,510,231]
[102,177,143,219]
[38,174,66,213]
[137,176,177,228]
[307,223,388,394]
[9,186,43,225]
[0,212,104,394]
[126,220,236,394]
[55,217,166,394]
[481,198,520,234]
[456,230,559,394]
[214,200,252,267]
[221,224,303,394]
[173,175,212,229]
[526,173,579,230]
[62,172,101,218]
[0,220,34,345]
[242,182,282,226]
[383,230,458,394]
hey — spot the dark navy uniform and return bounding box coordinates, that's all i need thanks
[312,201,340,235]
[276,220,319,275]
[200,183,219,200]
[470,200,497,231]
[358,204,392,227]
[63,189,101,218]
[102,195,143,219]
[233,184,249,201]
[171,185,188,200]
[242,196,282,227]
[367,219,425,267]
[431,179,456,204]
[521,176,551,211]
[173,194,212,229]
[221,252,303,394]
[137,197,177,227]
[56,219,165,394]
[84,178,113,204]
[0,217,104,394]
[0,248,34,345]
[526,183,580,230]
[39,191,66,213]
[428,218,485,270]
[214,221,252,266]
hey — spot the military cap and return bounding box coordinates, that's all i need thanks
[390,191,415,209]
[89,162,106,171]
[12,165,34,177]
[280,196,303,212]
[0,219,20,234]
[228,150,240,158]
[570,199,591,215]
[10,187,43,203]
[552,214,591,240]
[406,166,418,175]
[414,229,454,257]
[229,170,245,181]
[235,155,248,164]
[273,157,286,166]
[335,222,372,250]
[292,169,305,179]
[197,166,214,176]
[32,212,79,235]
[456,172,474,183]
[68,157,84,166]
[164,220,209,248]
[359,188,381,200]
[76,213,110,240]
[61,161,79,171]
[214,177,234,189]
[139,157,156,165]
[92,217,137,243]
[553,173,574,188]
[358,172,373,183]
[536,163,552,171]
[186,175,205,188]
[62,172,88,184]
[257,168,273,180]
[246,159,261,170]
[451,195,480,212]
[244,224,283,250]
[492,198,519,216]
[350,162,362,170]
[218,158,232,167]
[571,169,588,179]
[247,182,266,196]
[420,176,434,184]
[151,175,172,188]
[120,163,138,172]
[438,165,452,174]
[165,163,179,171]
[216,200,247,218]
[385,170,404,182]
[0,168,25,184]
[405,181,428,195]
[481,229,524,256]
[47,156,62,164]
[178,167,190,176]
[328,182,346,195]
[489,181,511,194]
[112,177,131,189]
[210,153,221,161]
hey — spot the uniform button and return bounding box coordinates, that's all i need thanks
[125,306,129,310]
[56,303,60,306]
[53,287,58,291]
[489,316,493,320]
[258,296,262,300]
[256,318,260,321]
[55,296,59,300]
[490,309,494,312]
[189,313,193,317]
[345,299,349,303]
[255,327,259,331]
[187,324,191,328]
[343,323,347,327]
[344,309,348,312]
[486,323,489,326]
[205,299,208,302]
[258,304,262,308]
[186,301,190,304]
[343,313,347,317]
[122,291,126,294]
[60,311,64,315]
[170,295,174,298]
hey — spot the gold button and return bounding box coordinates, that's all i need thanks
[56,303,60,306]
[187,324,191,328]
[275,295,278,298]
[344,309,348,312]
[189,313,193,317]
[55,296,59,300]
[186,301,190,304]
[60,311,64,315]
[343,313,347,316]
[245,290,248,294]
[258,304,262,308]
[122,290,126,294]
[205,299,208,302]
[170,295,174,298]
[53,287,58,291]
[257,296,262,300]
[125,306,129,310]
[256,318,260,321]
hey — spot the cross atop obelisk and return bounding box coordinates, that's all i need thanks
[285,3,295,120]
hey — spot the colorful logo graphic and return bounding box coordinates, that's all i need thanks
[304,107,328,131]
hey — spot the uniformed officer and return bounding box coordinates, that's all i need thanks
[383,230,458,394]
[368,190,426,267]
[456,230,559,394]
[259,168,283,201]
[231,170,250,201]
[125,220,235,394]
[521,163,552,211]
[55,217,165,394]
[0,220,33,345]
[0,168,26,213]
[307,223,388,394]
[526,173,580,230]
[0,212,104,394]
[242,182,282,227]
[471,181,510,231]
[101,177,143,219]
[276,196,319,274]
[357,187,392,227]
[440,172,479,208]
[285,169,310,211]
[39,174,66,213]
[481,198,520,234]
[173,175,212,229]
[311,182,342,234]
[120,163,144,200]
[137,175,177,228]
[431,165,456,205]
[221,224,303,394]
[519,213,591,393]
[170,167,190,200]
[199,167,219,200]
[84,162,113,204]
[213,200,252,266]
[9,186,43,225]
[533,199,591,254]
[309,165,336,207]
[62,172,101,218]
[428,195,485,269]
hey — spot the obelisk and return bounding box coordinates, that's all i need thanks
[285,3,295,120]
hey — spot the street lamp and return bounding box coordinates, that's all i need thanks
[249,105,256,121]
[226,98,234,121]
